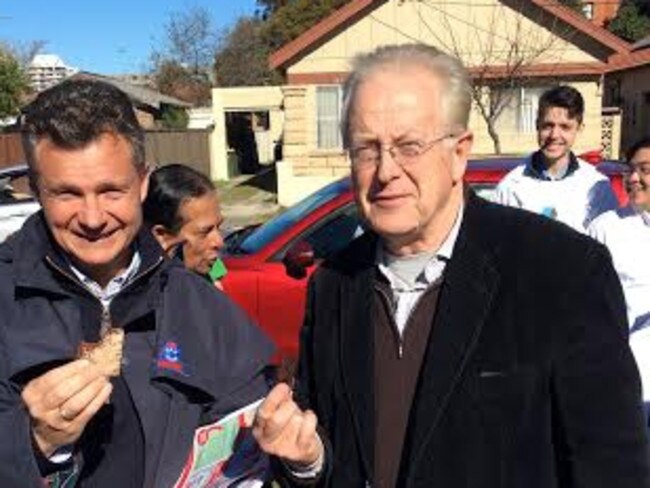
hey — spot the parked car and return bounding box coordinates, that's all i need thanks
[0,164,39,243]
[222,156,628,360]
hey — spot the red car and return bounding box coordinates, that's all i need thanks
[222,157,627,360]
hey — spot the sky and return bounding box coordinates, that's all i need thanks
[0,0,259,75]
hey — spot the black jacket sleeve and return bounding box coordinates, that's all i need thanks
[552,244,650,487]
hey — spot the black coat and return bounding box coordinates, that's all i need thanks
[291,194,650,488]
[0,213,274,487]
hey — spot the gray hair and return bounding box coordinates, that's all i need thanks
[341,43,472,148]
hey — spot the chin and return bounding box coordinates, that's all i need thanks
[371,219,418,240]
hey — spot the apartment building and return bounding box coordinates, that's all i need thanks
[27,54,78,92]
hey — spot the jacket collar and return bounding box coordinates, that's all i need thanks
[338,193,501,481]
[524,150,580,181]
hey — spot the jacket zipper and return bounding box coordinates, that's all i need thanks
[45,255,163,335]
[376,285,436,359]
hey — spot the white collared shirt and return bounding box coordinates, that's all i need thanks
[588,205,650,400]
[377,203,463,335]
[68,251,141,309]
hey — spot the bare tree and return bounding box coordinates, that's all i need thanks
[150,6,218,105]
[420,1,570,153]
[10,40,47,69]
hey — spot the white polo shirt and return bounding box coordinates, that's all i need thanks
[588,205,650,400]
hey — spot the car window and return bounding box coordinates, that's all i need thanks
[303,204,362,260]
[238,178,350,255]
[273,203,362,262]
[470,182,498,202]
[0,174,34,205]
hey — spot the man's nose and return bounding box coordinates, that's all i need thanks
[210,229,224,250]
[376,149,402,182]
[627,169,640,184]
[78,197,106,229]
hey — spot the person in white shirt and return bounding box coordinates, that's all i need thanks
[589,137,650,425]
[495,85,617,233]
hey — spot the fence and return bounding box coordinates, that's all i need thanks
[0,133,24,168]
[145,129,211,176]
[0,130,212,176]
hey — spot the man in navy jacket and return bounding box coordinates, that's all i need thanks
[0,79,273,487]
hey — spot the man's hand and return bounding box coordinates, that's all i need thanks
[253,383,323,467]
[21,359,113,458]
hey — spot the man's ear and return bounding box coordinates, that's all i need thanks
[451,130,473,182]
[151,225,181,255]
[139,165,151,203]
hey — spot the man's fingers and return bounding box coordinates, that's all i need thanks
[256,383,292,421]
[74,382,113,426]
[40,363,104,411]
[57,375,110,423]
[26,360,92,392]
[258,396,299,440]
[297,409,319,453]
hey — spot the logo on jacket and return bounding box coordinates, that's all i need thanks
[156,340,186,375]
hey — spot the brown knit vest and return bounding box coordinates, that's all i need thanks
[373,279,441,488]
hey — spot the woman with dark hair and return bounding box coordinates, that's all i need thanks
[143,164,227,288]
[588,138,650,426]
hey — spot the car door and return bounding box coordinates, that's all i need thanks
[255,203,361,359]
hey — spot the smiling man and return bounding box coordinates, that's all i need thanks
[589,137,650,427]
[0,79,273,487]
[495,85,617,232]
[253,44,649,488]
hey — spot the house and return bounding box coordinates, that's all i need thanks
[268,0,631,206]
[605,36,650,152]
[580,0,620,27]
[69,72,192,129]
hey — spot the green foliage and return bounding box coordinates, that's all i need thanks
[607,1,650,42]
[255,0,291,19]
[262,0,349,50]
[0,48,28,119]
[214,17,282,87]
[154,60,212,105]
[557,0,583,13]
[160,105,189,129]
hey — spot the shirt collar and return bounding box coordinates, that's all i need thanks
[525,150,579,181]
[68,250,142,305]
[631,204,650,226]
[376,201,463,290]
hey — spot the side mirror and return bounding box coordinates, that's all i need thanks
[282,240,315,279]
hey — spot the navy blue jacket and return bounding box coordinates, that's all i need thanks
[0,212,274,487]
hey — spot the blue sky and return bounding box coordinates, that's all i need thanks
[0,0,258,74]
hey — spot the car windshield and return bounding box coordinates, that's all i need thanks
[0,173,34,205]
[237,178,350,255]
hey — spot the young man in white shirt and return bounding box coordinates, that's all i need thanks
[589,137,650,426]
[495,85,617,232]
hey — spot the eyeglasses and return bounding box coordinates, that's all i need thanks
[622,162,650,176]
[349,133,455,169]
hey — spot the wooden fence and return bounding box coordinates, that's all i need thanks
[145,129,211,176]
[0,133,24,168]
[0,130,211,176]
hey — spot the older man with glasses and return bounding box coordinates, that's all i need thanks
[253,44,649,487]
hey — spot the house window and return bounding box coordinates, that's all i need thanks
[495,86,552,134]
[316,86,342,149]
[582,3,594,20]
